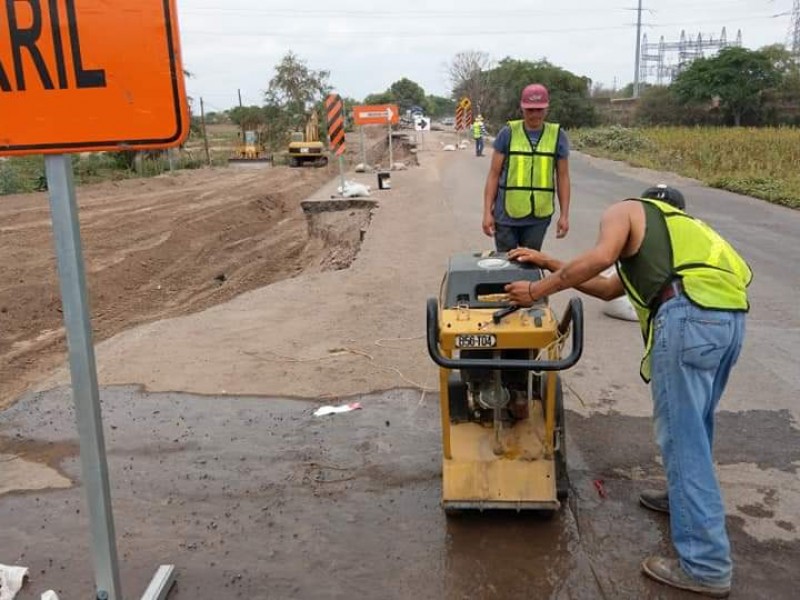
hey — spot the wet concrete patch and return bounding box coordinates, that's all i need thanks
[0,452,73,497]
[715,410,800,473]
[0,432,77,496]
[568,409,800,474]
[0,387,797,599]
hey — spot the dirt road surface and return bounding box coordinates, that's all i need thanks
[2,130,799,599]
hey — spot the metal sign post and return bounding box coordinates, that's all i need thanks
[44,157,178,600]
[359,126,366,167]
[389,121,394,171]
[2,2,184,597]
[339,156,347,195]
[45,155,122,599]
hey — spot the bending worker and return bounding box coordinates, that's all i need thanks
[505,185,751,599]
[482,83,571,251]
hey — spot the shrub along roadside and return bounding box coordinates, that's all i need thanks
[0,151,216,196]
[572,126,800,209]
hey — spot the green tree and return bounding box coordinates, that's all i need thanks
[672,46,782,126]
[426,94,457,118]
[634,85,714,126]
[363,91,395,106]
[388,78,427,112]
[759,44,800,125]
[229,106,266,130]
[264,51,331,142]
[481,58,596,129]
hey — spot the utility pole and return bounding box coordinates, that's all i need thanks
[237,88,246,144]
[200,97,211,166]
[633,0,643,98]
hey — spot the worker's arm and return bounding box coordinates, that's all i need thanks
[555,158,571,238]
[482,150,505,237]
[508,248,625,300]
[506,202,632,305]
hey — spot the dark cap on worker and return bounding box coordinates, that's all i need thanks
[520,84,550,109]
[642,184,686,210]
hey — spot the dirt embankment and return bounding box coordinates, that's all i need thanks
[0,126,421,409]
[0,166,355,408]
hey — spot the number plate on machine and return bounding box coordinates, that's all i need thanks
[455,334,497,348]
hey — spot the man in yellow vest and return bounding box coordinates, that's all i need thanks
[505,185,751,598]
[482,83,571,251]
[472,114,487,157]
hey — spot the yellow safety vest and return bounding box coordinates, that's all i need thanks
[472,121,483,139]
[501,120,560,219]
[617,198,752,382]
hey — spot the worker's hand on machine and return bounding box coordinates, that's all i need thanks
[504,280,538,306]
[507,247,551,269]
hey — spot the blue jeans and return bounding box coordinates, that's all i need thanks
[494,220,551,252]
[475,137,484,156]
[651,293,745,585]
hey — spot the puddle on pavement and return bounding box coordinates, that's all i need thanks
[0,437,76,496]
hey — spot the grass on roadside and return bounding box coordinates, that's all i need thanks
[0,145,227,196]
[571,126,800,209]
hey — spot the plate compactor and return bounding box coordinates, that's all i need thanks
[426,252,584,513]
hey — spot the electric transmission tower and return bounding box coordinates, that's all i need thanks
[791,0,800,58]
[639,28,741,87]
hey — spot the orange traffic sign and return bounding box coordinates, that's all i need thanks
[353,104,399,126]
[0,0,188,156]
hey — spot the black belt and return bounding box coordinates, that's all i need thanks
[652,280,683,311]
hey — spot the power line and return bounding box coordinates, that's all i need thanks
[181,13,781,39]
[180,0,759,18]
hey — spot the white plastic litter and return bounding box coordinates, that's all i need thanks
[354,163,370,173]
[603,295,639,322]
[0,564,29,600]
[41,592,60,600]
[458,140,470,150]
[597,267,638,321]
[391,162,408,171]
[337,181,371,198]
[441,144,456,152]
[313,402,362,417]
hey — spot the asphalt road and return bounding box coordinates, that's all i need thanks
[1,135,798,599]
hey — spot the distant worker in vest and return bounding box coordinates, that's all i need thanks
[482,83,571,251]
[472,114,487,157]
[504,184,751,599]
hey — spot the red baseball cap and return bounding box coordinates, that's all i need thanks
[520,84,550,109]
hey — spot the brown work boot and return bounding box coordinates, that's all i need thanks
[642,556,730,598]
[639,489,670,514]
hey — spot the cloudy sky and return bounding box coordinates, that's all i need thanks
[177,0,794,112]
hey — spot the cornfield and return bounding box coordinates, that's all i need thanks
[572,126,800,209]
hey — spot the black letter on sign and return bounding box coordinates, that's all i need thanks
[65,0,105,88]
[47,0,68,88]
[6,0,55,91]
[0,55,11,92]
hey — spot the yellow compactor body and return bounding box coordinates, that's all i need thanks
[426,253,583,513]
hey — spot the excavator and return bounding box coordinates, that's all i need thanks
[228,129,271,165]
[287,111,328,167]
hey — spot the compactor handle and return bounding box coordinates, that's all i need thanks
[426,297,584,371]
